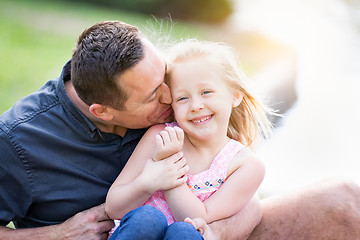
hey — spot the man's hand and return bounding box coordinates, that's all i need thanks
[57,203,114,240]
[184,217,219,240]
[0,204,114,240]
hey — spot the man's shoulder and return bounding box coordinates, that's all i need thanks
[0,79,61,134]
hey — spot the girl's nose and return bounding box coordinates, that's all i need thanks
[159,83,172,104]
[190,98,204,112]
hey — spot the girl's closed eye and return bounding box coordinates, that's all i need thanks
[202,90,214,95]
[177,96,188,102]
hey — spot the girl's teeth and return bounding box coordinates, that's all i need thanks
[192,116,211,123]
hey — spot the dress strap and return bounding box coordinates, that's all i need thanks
[165,122,179,128]
[210,139,244,177]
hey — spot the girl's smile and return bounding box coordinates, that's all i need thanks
[190,115,213,124]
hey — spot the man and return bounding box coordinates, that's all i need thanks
[0,20,359,240]
[0,20,174,239]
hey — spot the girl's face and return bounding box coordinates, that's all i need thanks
[170,57,242,142]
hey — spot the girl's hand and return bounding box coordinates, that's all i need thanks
[140,151,189,192]
[153,126,184,161]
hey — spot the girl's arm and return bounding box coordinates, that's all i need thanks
[164,149,265,223]
[105,124,187,220]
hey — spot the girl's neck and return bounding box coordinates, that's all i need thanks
[183,133,231,174]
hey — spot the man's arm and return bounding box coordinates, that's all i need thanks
[208,195,262,240]
[248,178,360,240]
[194,178,360,240]
[186,195,262,240]
[0,204,114,240]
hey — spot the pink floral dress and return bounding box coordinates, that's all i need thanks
[144,138,244,224]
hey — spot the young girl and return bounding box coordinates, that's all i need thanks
[106,39,273,239]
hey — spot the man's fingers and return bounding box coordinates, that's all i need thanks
[86,203,110,222]
[61,204,114,240]
[99,219,115,233]
[188,217,207,227]
[184,217,205,235]
[184,217,196,226]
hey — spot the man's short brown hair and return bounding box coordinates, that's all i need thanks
[71,21,144,110]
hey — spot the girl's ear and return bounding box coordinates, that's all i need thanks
[232,90,243,107]
[89,104,114,121]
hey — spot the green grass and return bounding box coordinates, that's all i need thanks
[6,221,14,229]
[0,15,74,113]
[0,0,207,114]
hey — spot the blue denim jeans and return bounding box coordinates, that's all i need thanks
[108,205,204,240]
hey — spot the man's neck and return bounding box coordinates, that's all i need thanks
[94,122,128,137]
[64,80,128,137]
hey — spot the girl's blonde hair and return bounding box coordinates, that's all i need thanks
[166,39,274,148]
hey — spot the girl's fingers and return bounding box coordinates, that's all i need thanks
[174,126,184,143]
[166,151,184,164]
[164,126,178,143]
[175,157,189,179]
[175,157,187,169]
[176,173,188,186]
[155,134,163,147]
[159,130,171,145]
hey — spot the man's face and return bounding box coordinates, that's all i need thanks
[111,40,173,130]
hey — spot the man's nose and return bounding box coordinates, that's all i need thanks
[159,83,172,104]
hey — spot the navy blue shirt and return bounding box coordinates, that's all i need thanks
[0,61,147,228]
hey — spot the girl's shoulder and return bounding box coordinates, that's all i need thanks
[138,124,167,145]
[146,122,179,135]
[146,123,167,135]
[226,142,264,177]
[143,122,181,143]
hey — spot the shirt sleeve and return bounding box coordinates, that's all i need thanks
[0,127,32,226]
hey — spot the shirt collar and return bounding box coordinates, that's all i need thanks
[56,61,100,138]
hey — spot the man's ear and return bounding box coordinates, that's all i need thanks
[89,104,114,121]
[232,90,243,107]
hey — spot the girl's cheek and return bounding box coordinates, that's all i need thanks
[173,107,186,120]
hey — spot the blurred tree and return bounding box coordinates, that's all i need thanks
[64,0,233,23]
